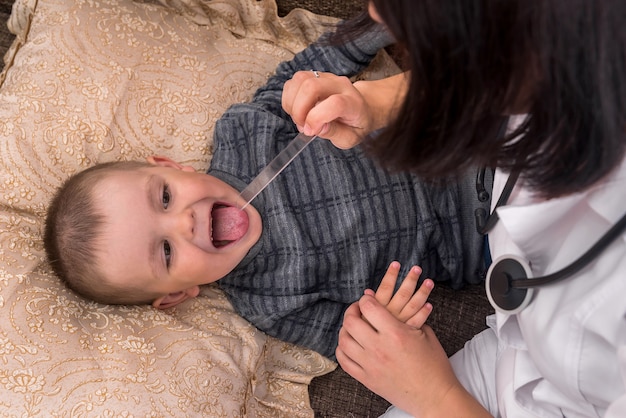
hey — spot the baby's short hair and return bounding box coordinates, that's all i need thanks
[44,160,159,305]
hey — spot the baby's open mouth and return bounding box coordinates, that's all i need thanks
[210,203,249,248]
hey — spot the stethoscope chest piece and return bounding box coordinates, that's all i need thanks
[486,255,534,314]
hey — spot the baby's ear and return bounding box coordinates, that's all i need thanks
[152,286,200,310]
[147,155,195,172]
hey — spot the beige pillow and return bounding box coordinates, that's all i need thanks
[0,0,339,415]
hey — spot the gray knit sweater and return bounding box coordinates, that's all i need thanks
[209,28,488,359]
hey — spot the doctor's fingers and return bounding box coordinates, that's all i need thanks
[335,339,369,383]
[340,300,380,343]
[338,298,430,384]
[357,293,413,336]
[283,74,365,141]
[336,316,374,377]
[282,71,351,123]
[336,343,363,381]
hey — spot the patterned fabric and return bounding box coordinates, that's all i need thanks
[0,0,342,415]
[211,29,489,359]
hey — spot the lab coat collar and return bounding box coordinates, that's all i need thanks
[496,158,626,266]
[496,193,583,278]
[491,158,626,339]
[585,157,626,224]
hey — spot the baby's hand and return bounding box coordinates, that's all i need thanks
[367,261,434,329]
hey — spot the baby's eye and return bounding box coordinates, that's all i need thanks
[162,184,171,209]
[163,240,172,268]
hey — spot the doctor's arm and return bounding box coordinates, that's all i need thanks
[336,295,493,418]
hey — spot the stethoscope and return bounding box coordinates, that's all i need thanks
[474,123,626,313]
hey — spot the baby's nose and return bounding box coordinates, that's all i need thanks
[170,208,195,239]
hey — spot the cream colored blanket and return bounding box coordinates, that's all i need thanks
[0,0,338,415]
[0,0,397,415]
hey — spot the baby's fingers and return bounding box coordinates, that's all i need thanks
[374,261,401,306]
[385,265,422,318]
[398,279,434,325]
[405,302,433,329]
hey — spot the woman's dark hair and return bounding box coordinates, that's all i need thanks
[335,0,626,198]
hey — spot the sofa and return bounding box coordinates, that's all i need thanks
[0,0,494,416]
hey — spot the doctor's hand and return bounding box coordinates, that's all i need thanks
[282,71,408,149]
[336,291,492,416]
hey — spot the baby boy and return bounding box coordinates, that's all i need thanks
[44,28,487,358]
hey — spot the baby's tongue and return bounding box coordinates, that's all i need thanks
[212,206,249,242]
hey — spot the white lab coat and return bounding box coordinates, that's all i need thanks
[481,153,626,417]
[381,129,626,417]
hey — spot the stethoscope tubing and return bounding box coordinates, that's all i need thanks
[509,209,626,288]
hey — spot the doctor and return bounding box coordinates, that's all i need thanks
[282,0,626,417]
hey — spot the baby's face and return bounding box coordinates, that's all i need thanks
[92,158,262,307]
